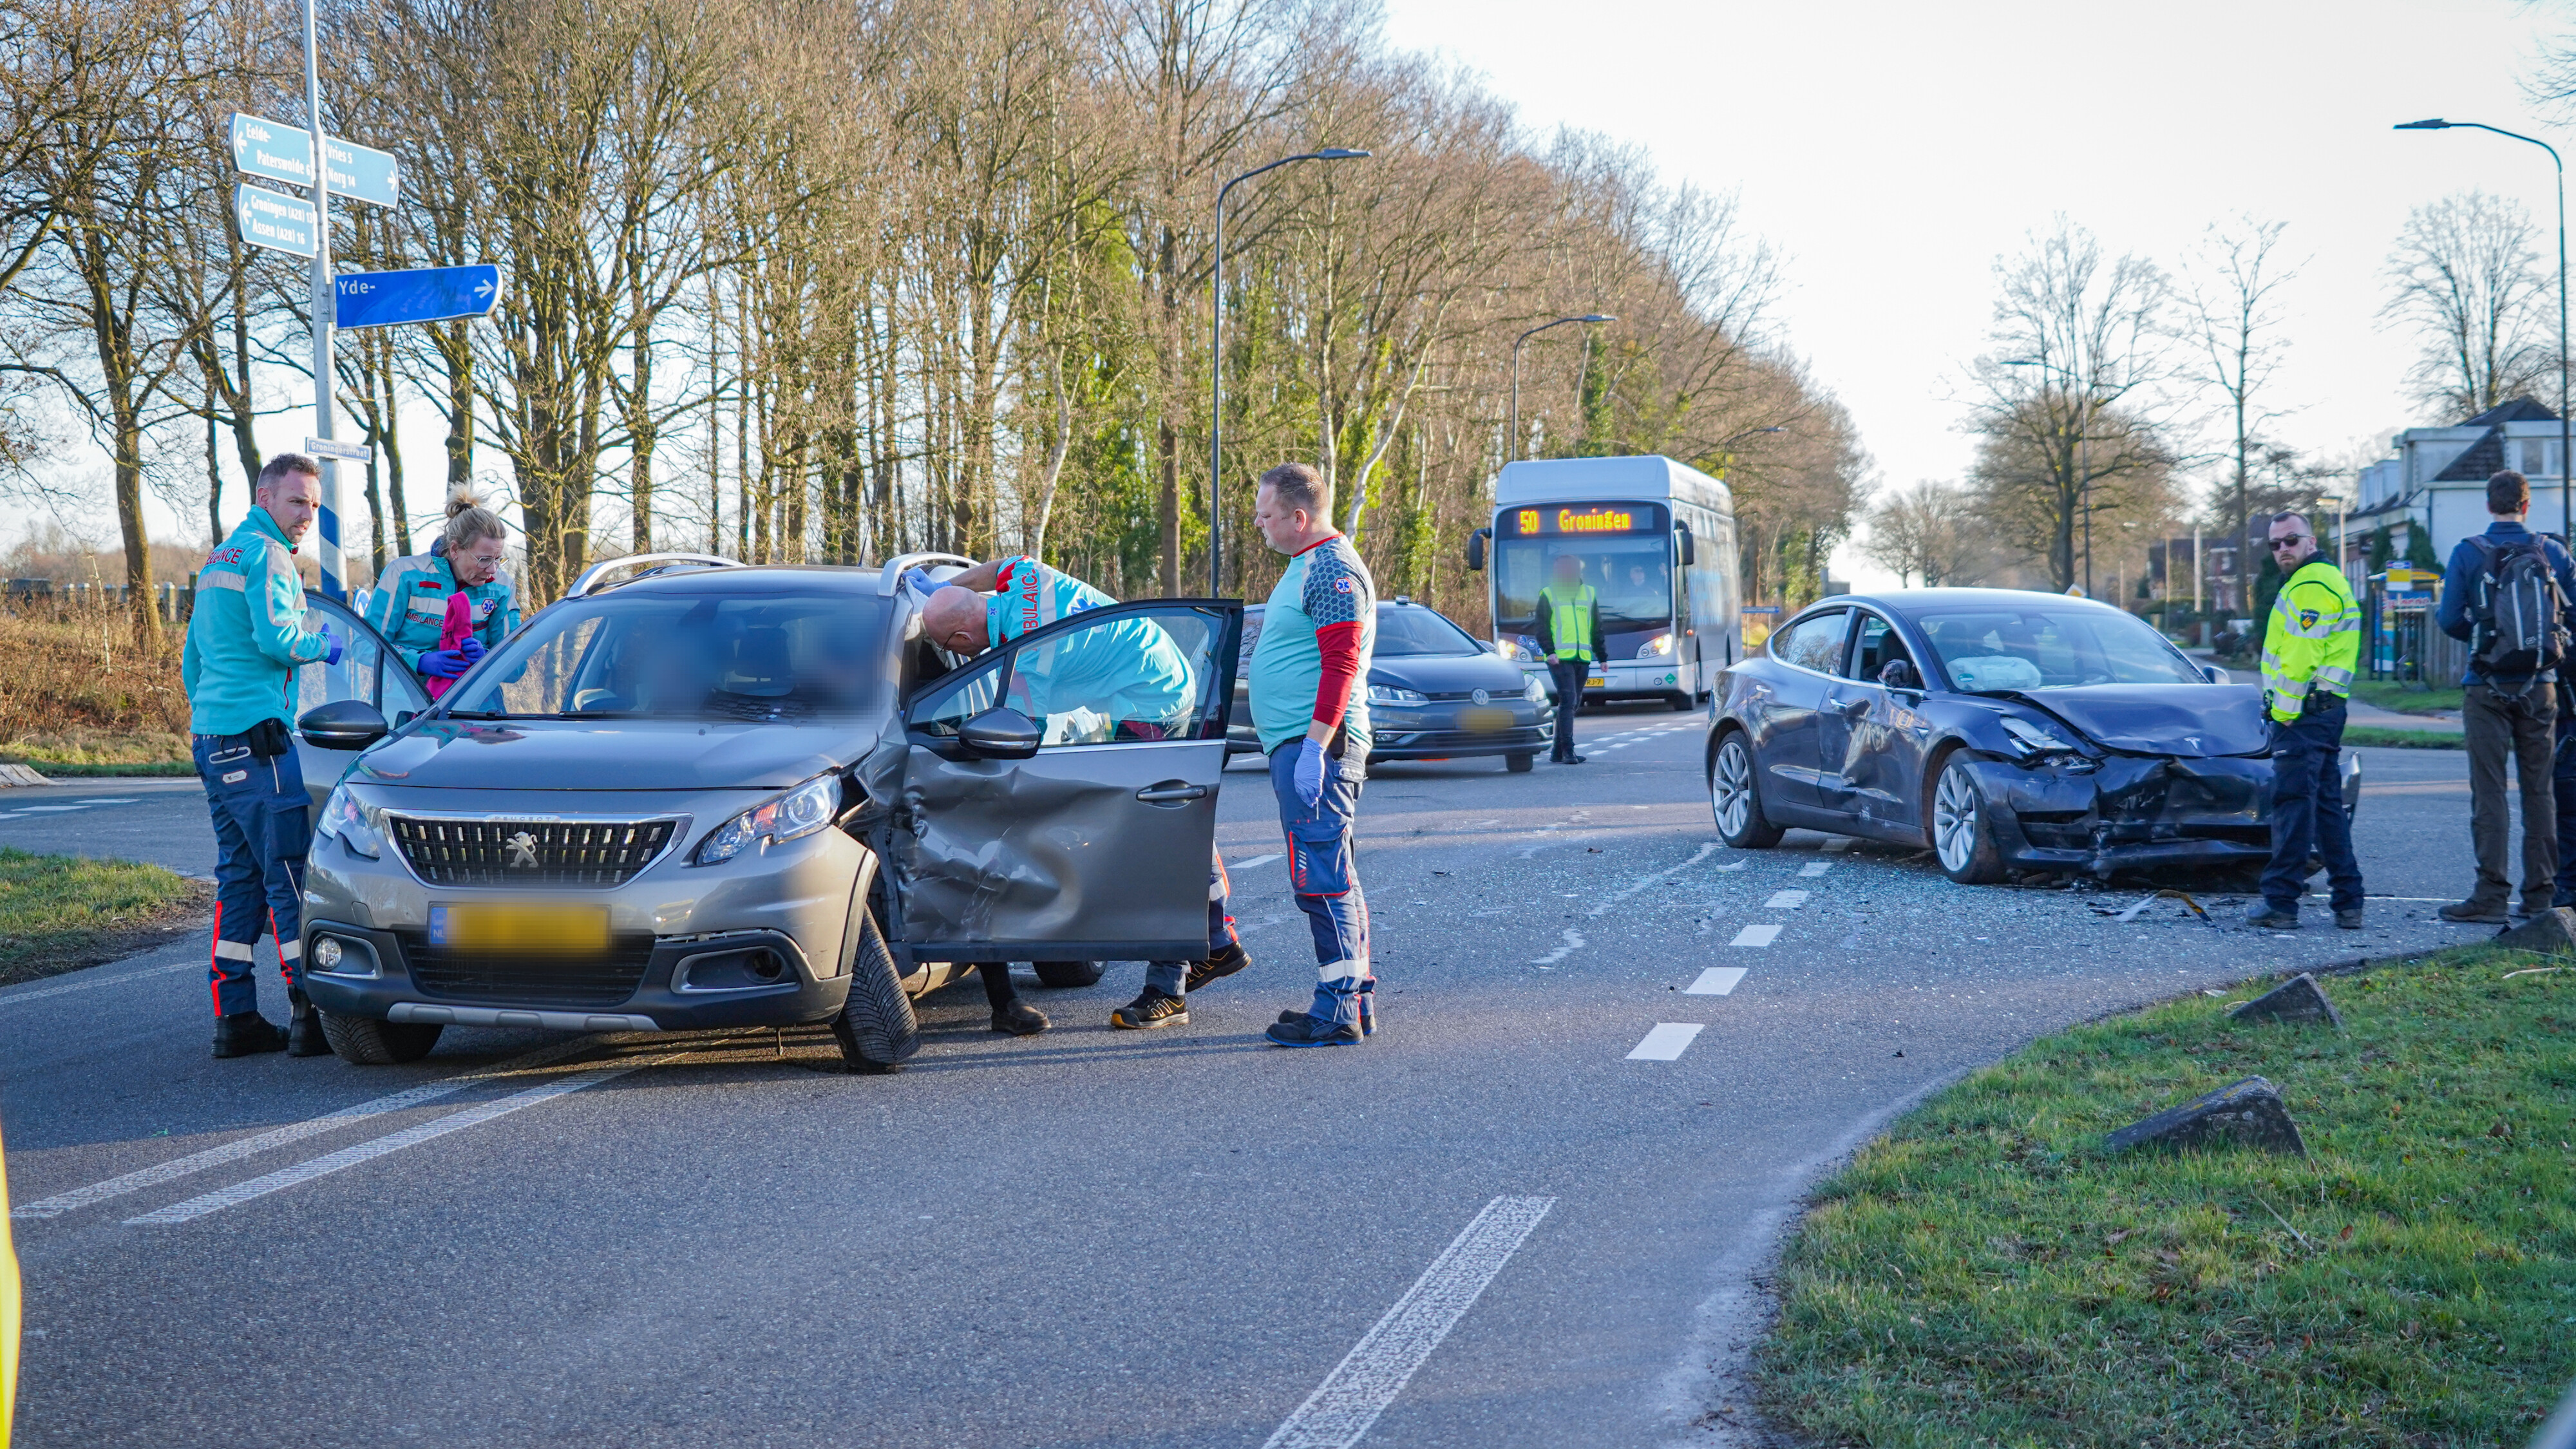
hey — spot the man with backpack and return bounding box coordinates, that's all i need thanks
[2435,469,2576,923]
[2248,511,2366,929]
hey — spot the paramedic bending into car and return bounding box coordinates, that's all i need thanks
[916,555,1253,1036]
[366,487,518,689]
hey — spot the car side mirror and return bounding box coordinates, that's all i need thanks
[957,706,1041,761]
[2201,664,2231,684]
[1464,527,1490,572]
[1674,524,1696,566]
[299,699,389,751]
[1877,658,1918,690]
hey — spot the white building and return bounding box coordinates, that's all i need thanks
[2351,399,2569,562]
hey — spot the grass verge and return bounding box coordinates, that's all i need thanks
[2343,726,2463,750]
[1757,946,2575,1447]
[2347,680,2467,716]
[0,847,205,988]
[3,761,196,778]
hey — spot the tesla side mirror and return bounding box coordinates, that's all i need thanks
[1464,527,1490,571]
[1877,659,1918,690]
[1674,524,1696,566]
[299,699,389,751]
[957,706,1041,761]
[2201,663,2231,684]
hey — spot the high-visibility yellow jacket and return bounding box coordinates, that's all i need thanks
[1539,582,1599,663]
[2260,556,2360,723]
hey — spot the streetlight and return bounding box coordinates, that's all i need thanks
[2004,355,2103,597]
[2398,118,2570,543]
[1510,315,1616,462]
[1208,147,1370,592]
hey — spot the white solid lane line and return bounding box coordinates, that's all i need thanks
[1685,967,1747,996]
[1262,1195,1556,1449]
[1625,1023,1705,1061]
[13,806,87,813]
[0,960,195,1010]
[15,1036,611,1219]
[128,1047,693,1225]
[1730,923,1781,947]
[1798,861,1832,878]
[1763,889,1809,909]
[1233,853,1285,870]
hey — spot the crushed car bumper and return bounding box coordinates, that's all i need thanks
[1957,753,2289,874]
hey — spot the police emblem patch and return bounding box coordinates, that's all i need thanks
[2298,609,2320,628]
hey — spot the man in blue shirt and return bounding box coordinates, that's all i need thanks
[182,454,342,1058]
[2434,469,2576,922]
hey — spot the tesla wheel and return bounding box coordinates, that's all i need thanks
[1032,960,1104,988]
[319,1010,442,1065]
[1931,753,2007,885]
[1506,753,1535,773]
[831,905,920,1074]
[1710,732,1783,848]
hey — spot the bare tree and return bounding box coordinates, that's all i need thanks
[2381,189,2552,424]
[2179,215,2301,586]
[1861,480,1990,587]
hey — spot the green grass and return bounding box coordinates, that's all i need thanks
[1758,947,2576,1448]
[2347,679,2466,716]
[2,759,194,777]
[2342,726,2463,750]
[0,846,202,986]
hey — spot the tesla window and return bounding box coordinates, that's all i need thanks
[445,589,892,720]
[1913,606,2202,690]
[1374,606,1482,657]
[1771,610,1848,673]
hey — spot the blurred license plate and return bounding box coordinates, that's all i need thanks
[1460,706,1515,732]
[1584,676,1606,688]
[430,904,608,953]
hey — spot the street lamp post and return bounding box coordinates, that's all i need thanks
[1208,147,1369,592]
[2398,118,2570,542]
[1510,315,1616,462]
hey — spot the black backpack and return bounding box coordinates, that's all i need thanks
[2467,535,2570,689]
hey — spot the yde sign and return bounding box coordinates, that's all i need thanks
[334,266,502,330]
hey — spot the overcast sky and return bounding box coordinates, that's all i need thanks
[1378,0,2568,586]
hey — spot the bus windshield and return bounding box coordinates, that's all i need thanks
[1495,534,1673,629]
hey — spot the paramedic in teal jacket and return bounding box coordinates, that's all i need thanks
[365,487,518,685]
[182,453,341,1059]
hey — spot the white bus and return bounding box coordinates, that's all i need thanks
[1466,455,1741,710]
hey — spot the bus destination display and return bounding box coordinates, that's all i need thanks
[1504,502,1663,536]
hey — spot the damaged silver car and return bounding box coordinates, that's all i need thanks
[1707,589,2361,884]
[291,553,1242,1072]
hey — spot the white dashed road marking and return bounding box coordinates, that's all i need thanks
[1232,853,1284,870]
[1797,861,1832,878]
[1821,836,1852,853]
[1730,923,1781,947]
[14,806,87,813]
[1263,1195,1555,1449]
[1684,967,1747,995]
[1763,889,1809,909]
[1624,1023,1705,1061]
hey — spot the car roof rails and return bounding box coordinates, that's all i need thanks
[564,552,744,598]
[876,552,977,598]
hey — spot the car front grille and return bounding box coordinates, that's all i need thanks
[395,931,656,1009]
[387,817,677,889]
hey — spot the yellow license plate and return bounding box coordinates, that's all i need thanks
[1460,706,1515,732]
[430,903,609,953]
[1585,676,1606,688]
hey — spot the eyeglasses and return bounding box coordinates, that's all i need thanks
[2268,535,2309,551]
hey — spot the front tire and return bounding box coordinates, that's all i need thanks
[319,1010,442,1065]
[1032,960,1104,988]
[1505,753,1535,773]
[831,906,920,1074]
[1710,732,1784,848]
[1930,753,2007,884]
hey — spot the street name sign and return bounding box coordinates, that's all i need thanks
[228,113,399,207]
[334,265,502,329]
[234,185,317,258]
[302,437,371,464]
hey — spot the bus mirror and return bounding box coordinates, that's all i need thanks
[1674,524,1696,566]
[1465,527,1490,571]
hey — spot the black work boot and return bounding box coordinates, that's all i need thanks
[286,989,330,1057]
[213,1011,289,1059]
[1185,941,1252,992]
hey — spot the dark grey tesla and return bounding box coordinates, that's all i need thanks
[1703,589,2360,883]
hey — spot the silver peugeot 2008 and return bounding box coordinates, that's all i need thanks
[294,553,1244,1074]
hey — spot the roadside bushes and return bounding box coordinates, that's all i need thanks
[0,607,187,765]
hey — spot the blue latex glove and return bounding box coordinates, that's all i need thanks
[898,566,938,603]
[459,636,487,663]
[1292,736,1327,810]
[419,649,471,680]
[317,624,343,666]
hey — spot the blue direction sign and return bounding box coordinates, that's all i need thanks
[234,184,317,258]
[228,113,399,208]
[334,266,502,329]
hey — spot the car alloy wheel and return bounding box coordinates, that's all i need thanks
[1710,733,1781,848]
[1931,755,2004,884]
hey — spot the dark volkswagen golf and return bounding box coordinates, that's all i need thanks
[1705,589,2360,883]
[1228,599,1553,771]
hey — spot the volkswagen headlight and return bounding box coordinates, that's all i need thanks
[694,775,840,866]
[1523,674,1548,704]
[1636,632,1674,659]
[1367,683,1428,706]
[314,782,383,859]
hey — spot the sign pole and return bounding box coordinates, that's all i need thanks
[303,0,342,600]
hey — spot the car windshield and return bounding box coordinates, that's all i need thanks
[1374,606,1482,656]
[1495,536,1672,628]
[1911,605,2202,690]
[442,587,891,721]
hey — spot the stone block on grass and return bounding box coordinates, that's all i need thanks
[2495,907,2576,955]
[2106,1075,2306,1158]
[2228,972,2343,1029]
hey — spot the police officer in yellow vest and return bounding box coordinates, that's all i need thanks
[2248,509,2365,929]
[1535,554,1602,764]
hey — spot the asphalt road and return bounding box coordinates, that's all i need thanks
[0,719,2495,1447]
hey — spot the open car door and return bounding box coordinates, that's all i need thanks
[889,599,1242,963]
[289,592,433,810]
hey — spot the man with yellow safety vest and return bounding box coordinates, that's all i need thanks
[2247,509,2365,930]
[1535,553,1601,765]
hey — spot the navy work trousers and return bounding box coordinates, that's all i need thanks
[1547,659,1587,761]
[2259,696,2364,917]
[193,730,310,1018]
[1267,741,1370,986]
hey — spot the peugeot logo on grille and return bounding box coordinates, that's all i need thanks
[504,831,540,869]
[1472,688,1490,705]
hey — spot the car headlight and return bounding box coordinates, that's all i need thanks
[1523,674,1548,704]
[1497,634,1542,662]
[1636,632,1674,659]
[314,782,382,859]
[2001,716,2079,755]
[694,774,840,866]
[1367,683,1428,706]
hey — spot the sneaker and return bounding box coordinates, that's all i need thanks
[2244,903,2300,930]
[212,1011,289,1059]
[1111,987,1189,1030]
[2438,900,2510,924]
[286,990,329,1057]
[2334,907,2365,930]
[1278,994,1376,1036]
[1265,1012,1362,1048]
[1185,941,1251,992]
[990,999,1050,1036]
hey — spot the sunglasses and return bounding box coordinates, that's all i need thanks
[2268,535,2309,551]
